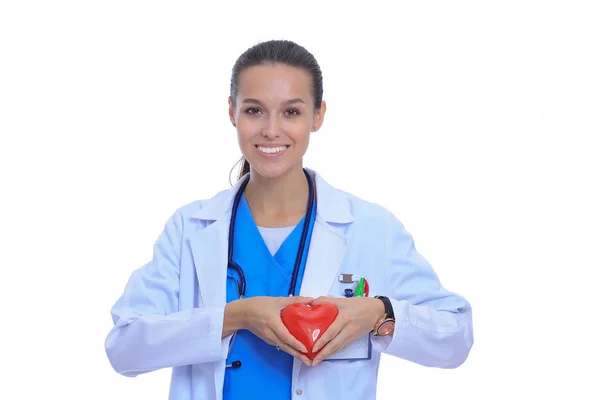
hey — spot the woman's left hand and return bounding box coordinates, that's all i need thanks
[309,296,385,366]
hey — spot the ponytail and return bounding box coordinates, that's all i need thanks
[229,157,250,186]
[238,158,250,180]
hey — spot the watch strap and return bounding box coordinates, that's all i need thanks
[374,295,395,320]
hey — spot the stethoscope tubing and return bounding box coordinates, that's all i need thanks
[226,169,315,298]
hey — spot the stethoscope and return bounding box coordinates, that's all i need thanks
[225,168,316,369]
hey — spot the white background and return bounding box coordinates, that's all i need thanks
[1,1,599,399]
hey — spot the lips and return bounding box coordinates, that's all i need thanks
[256,145,288,154]
[254,144,290,158]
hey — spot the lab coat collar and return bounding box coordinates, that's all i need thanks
[191,169,354,224]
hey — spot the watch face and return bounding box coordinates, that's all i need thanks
[378,320,395,336]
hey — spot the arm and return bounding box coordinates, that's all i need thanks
[222,300,246,338]
[104,211,232,377]
[370,214,474,368]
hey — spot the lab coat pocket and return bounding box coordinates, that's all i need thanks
[299,352,376,399]
[323,333,372,363]
[340,361,377,400]
[325,360,376,400]
[328,358,371,368]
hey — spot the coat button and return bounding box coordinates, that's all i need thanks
[296,389,303,395]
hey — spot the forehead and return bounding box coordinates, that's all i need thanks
[237,63,313,102]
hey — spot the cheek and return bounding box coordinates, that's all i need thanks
[236,121,258,142]
[288,126,311,146]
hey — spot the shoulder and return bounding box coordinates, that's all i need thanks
[327,186,417,256]
[344,189,394,222]
[173,198,209,218]
[315,171,404,231]
[346,191,408,236]
[166,184,236,223]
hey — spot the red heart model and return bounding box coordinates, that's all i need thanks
[281,303,339,360]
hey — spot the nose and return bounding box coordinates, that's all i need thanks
[261,114,281,139]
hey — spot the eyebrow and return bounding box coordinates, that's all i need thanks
[242,98,306,106]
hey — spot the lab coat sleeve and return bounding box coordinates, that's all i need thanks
[104,211,230,377]
[370,214,474,368]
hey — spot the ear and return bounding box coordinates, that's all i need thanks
[228,96,236,127]
[311,101,327,132]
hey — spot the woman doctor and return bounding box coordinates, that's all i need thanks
[105,40,474,400]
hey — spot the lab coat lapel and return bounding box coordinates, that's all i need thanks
[298,220,346,298]
[189,219,229,307]
[298,170,355,297]
[293,170,355,393]
[189,177,247,307]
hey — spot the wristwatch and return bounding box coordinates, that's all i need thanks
[372,296,395,336]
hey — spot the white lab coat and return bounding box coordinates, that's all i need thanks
[105,169,474,400]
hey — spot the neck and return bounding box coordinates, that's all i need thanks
[244,166,310,227]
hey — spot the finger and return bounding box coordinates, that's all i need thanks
[311,296,346,308]
[277,342,312,367]
[284,296,314,304]
[313,326,355,366]
[261,328,280,347]
[309,296,335,305]
[312,314,346,353]
[272,319,309,353]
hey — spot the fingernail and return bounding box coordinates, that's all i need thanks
[313,359,321,366]
[303,360,310,367]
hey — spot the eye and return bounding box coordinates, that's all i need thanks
[285,108,300,116]
[245,107,262,115]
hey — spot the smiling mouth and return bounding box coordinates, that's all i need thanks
[255,145,290,154]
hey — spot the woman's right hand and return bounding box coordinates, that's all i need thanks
[229,296,314,366]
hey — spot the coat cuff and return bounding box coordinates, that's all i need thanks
[370,297,473,368]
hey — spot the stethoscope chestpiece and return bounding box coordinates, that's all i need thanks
[226,360,242,369]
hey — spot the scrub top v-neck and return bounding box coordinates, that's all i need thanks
[257,225,297,255]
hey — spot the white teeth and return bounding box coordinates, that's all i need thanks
[257,146,287,154]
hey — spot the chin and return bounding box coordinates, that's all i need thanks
[251,161,298,180]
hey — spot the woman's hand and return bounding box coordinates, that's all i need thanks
[309,296,385,366]
[236,296,315,366]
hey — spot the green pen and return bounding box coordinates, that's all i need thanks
[354,277,365,297]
